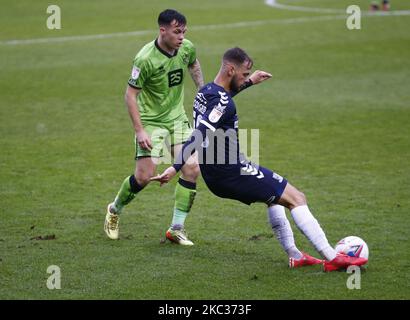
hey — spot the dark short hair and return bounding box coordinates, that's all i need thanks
[158,9,186,26]
[223,47,253,68]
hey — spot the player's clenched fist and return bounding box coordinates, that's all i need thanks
[249,70,272,85]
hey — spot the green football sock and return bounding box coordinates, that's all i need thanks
[112,175,144,214]
[171,178,197,228]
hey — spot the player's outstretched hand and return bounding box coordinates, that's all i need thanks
[150,166,177,186]
[249,70,272,85]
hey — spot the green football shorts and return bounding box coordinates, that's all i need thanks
[135,114,192,159]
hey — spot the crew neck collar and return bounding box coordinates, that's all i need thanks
[155,38,178,58]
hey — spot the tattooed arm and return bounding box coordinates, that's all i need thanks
[188,59,204,90]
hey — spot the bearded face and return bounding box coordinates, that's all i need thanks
[230,74,241,93]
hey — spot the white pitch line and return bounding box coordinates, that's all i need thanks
[0,16,345,46]
[265,0,410,15]
[265,0,344,13]
[1,7,409,46]
[1,29,155,46]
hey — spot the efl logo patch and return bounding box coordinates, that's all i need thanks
[209,107,223,123]
[131,66,140,80]
[182,53,190,65]
[168,69,183,87]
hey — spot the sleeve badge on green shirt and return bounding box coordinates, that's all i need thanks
[131,66,140,80]
[182,53,189,65]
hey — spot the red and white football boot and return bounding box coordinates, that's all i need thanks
[323,253,368,272]
[289,252,323,268]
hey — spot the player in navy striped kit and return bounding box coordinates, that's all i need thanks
[151,47,368,271]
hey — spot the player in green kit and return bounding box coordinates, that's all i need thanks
[104,9,204,244]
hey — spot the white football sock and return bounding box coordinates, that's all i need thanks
[290,205,337,261]
[268,205,303,260]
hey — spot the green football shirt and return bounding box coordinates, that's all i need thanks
[128,38,196,123]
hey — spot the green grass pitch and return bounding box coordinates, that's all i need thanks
[0,0,409,299]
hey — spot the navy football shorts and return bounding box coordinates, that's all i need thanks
[202,163,288,206]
